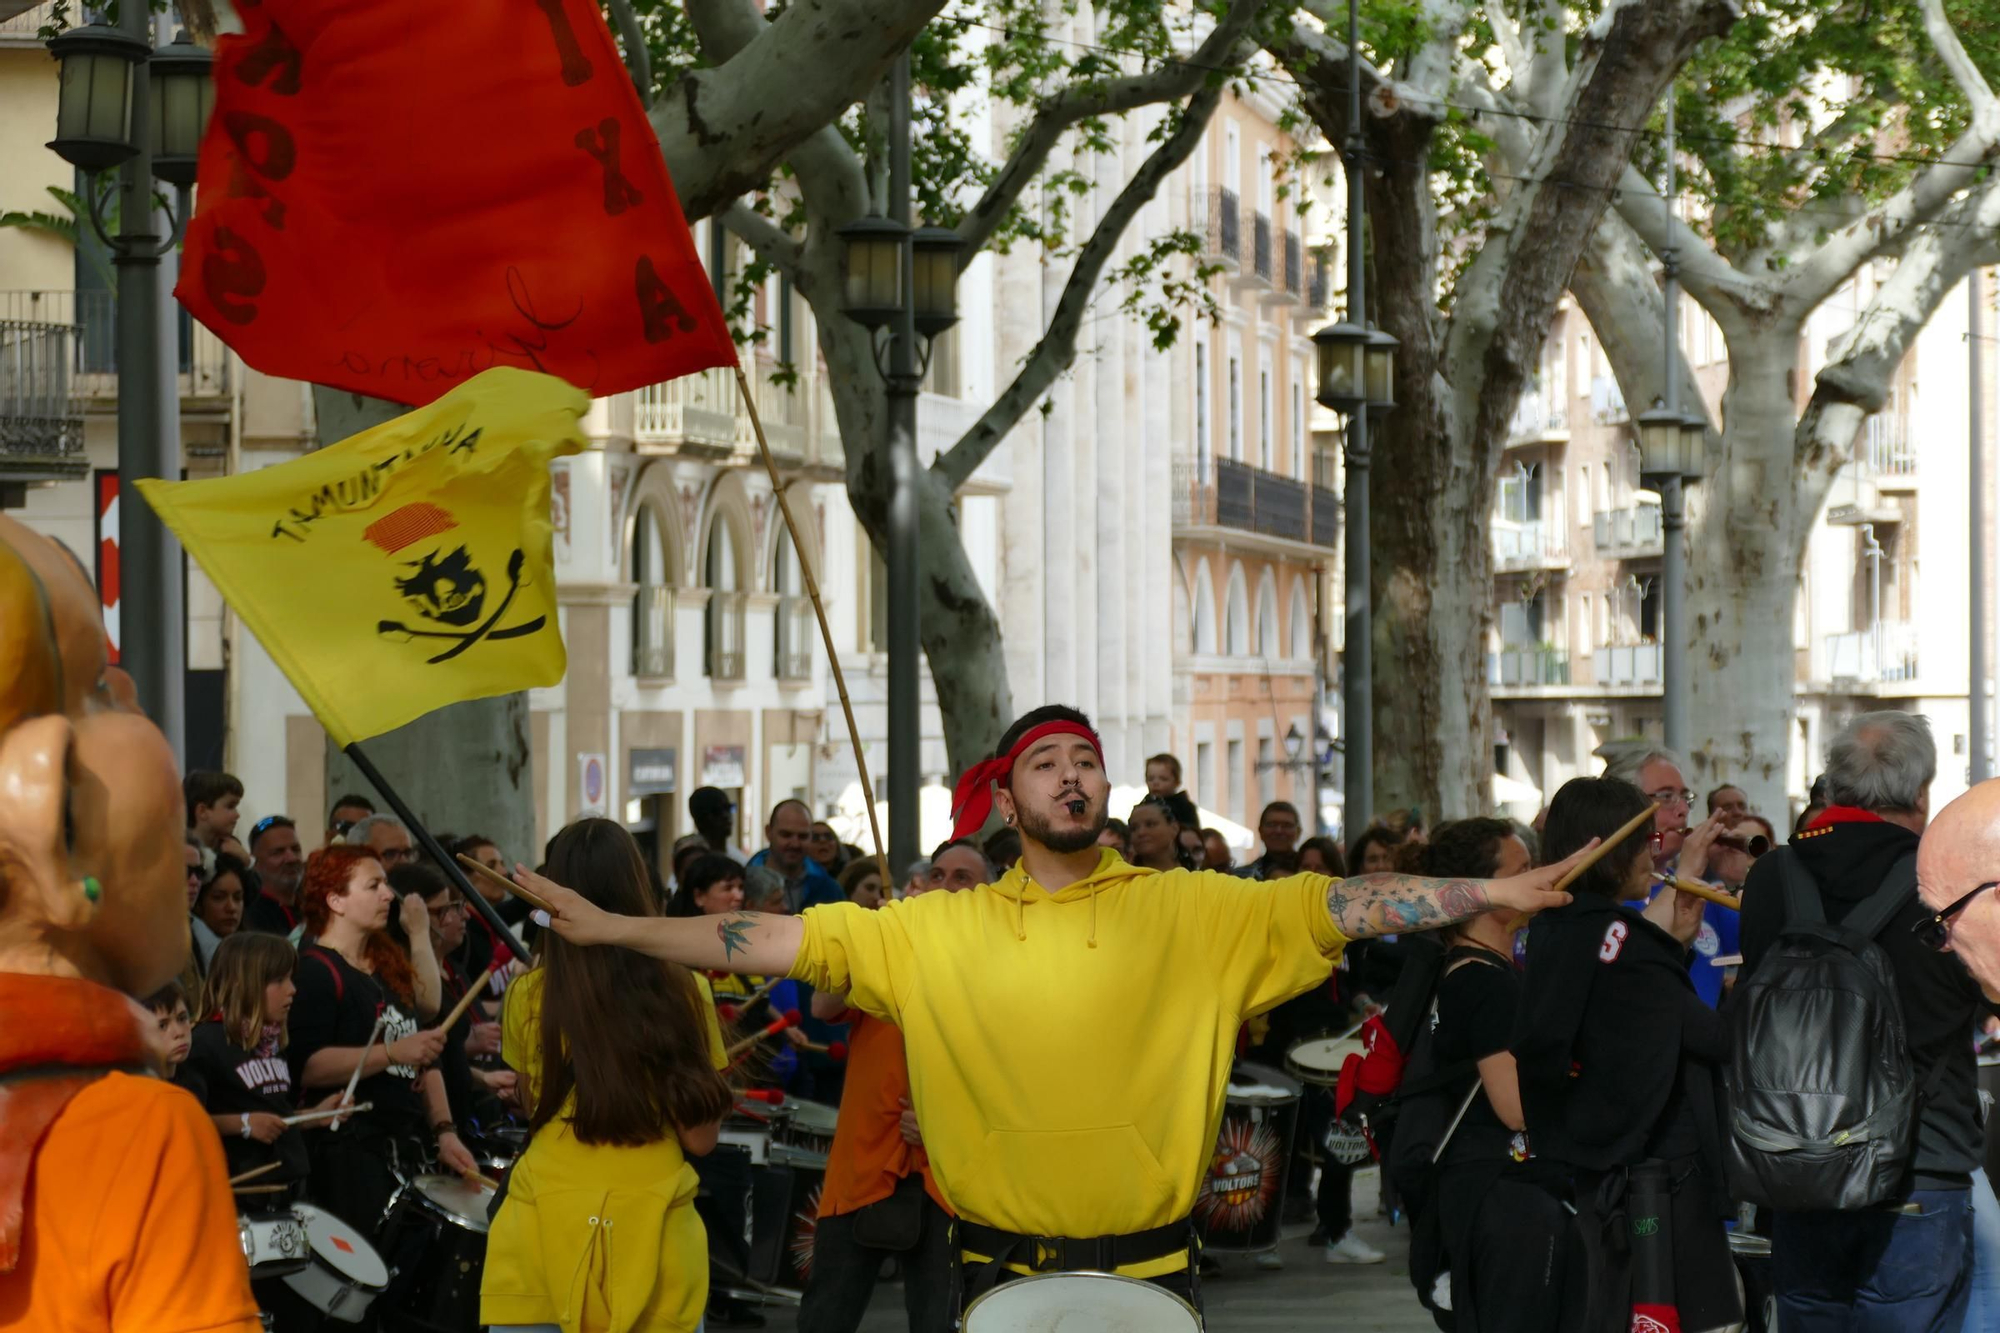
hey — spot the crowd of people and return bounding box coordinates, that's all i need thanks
[18,545,2000,1333]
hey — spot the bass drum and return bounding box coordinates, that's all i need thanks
[1194,1061,1300,1254]
[749,1142,827,1292]
[961,1271,1201,1332]
[380,1174,493,1333]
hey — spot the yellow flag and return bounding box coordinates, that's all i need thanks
[138,368,588,746]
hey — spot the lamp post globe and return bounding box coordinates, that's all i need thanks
[836,214,910,331]
[1363,324,1399,414]
[45,23,149,174]
[1312,318,1370,414]
[147,32,215,188]
[909,226,963,339]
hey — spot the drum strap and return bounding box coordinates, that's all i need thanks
[956,1216,1194,1275]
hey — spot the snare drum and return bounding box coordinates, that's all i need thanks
[1285,1033,1364,1088]
[749,1142,827,1290]
[237,1209,310,1279]
[1194,1062,1300,1254]
[776,1098,840,1156]
[961,1270,1203,1332]
[281,1203,388,1323]
[381,1174,492,1332]
[720,1098,792,1165]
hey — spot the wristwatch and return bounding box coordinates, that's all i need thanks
[239,1113,252,1140]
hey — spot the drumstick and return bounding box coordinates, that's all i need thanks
[1656,874,1742,912]
[232,1183,290,1195]
[1552,803,1662,893]
[228,1160,283,1186]
[283,1101,375,1127]
[460,1170,501,1191]
[739,976,782,1008]
[725,1008,802,1058]
[795,1039,850,1059]
[332,1016,384,1131]
[437,965,498,1033]
[457,852,553,914]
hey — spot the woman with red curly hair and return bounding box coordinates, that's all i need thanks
[286,845,475,1241]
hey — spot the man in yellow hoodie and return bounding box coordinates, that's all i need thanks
[523,704,1590,1314]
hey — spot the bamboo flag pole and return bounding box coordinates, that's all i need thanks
[734,366,892,887]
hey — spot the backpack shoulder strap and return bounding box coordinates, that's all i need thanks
[1776,848,1826,925]
[301,946,346,1002]
[1840,850,1919,942]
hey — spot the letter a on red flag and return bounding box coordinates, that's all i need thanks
[175,0,738,407]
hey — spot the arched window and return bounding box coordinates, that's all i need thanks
[704,517,744,679]
[1256,571,1280,658]
[1194,560,1217,655]
[772,527,811,680]
[1288,578,1312,660]
[630,503,674,677]
[1225,564,1251,657]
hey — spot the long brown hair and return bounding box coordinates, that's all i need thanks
[203,931,298,1050]
[300,846,415,1003]
[534,818,733,1146]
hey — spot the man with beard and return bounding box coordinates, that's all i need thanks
[243,815,306,936]
[524,705,1589,1315]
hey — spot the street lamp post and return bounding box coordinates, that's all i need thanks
[836,50,960,877]
[45,17,212,762]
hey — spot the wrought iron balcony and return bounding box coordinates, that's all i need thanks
[0,318,86,496]
[1196,187,1242,268]
[0,290,232,401]
[1175,457,1336,549]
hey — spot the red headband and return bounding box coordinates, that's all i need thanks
[950,721,1105,839]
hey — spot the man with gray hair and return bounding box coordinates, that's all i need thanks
[348,811,416,870]
[1740,710,1986,1331]
[1598,740,1697,867]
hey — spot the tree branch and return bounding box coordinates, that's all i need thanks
[954,0,1263,263]
[718,199,804,279]
[685,0,763,61]
[1922,0,1999,122]
[1610,163,1755,315]
[652,0,946,222]
[932,73,1232,492]
[1569,210,1715,438]
[1404,0,1473,96]
[604,0,654,106]
[1268,18,1401,150]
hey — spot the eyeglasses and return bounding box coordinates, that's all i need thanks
[427,897,468,919]
[380,846,415,865]
[1913,881,1999,951]
[1647,788,1696,807]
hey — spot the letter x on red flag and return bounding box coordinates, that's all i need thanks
[175,0,739,407]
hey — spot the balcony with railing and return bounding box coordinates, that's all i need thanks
[1489,647,1572,690]
[1175,457,1336,549]
[1235,211,1274,293]
[1277,233,1304,307]
[705,592,747,681]
[631,584,675,679]
[1306,252,1332,312]
[1860,413,1916,486]
[1310,482,1340,546]
[776,594,813,681]
[1589,375,1627,424]
[1196,187,1242,269]
[1592,504,1663,558]
[1825,620,1919,687]
[634,364,845,472]
[1593,642,1663,688]
[0,317,86,493]
[1506,386,1568,444]
[1493,519,1570,572]
[0,4,55,42]
[0,290,233,401]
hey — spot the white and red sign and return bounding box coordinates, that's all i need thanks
[94,470,120,663]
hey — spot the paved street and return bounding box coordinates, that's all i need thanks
[756,1167,1436,1332]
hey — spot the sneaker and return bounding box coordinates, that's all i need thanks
[1323,1231,1385,1265]
[1253,1250,1285,1271]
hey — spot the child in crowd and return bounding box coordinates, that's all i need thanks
[145,980,194,1082]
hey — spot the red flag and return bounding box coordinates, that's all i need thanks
[175,0,738,406]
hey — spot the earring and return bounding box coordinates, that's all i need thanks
[82,877,102,905]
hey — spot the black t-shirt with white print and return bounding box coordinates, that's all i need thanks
[177,1019,311,1182]
[287,944,425,1138]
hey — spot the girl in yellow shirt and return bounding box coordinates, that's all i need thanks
[482,819,734,1333]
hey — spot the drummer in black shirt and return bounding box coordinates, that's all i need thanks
[288,845,474,1239]
[1513,777,1736,1333]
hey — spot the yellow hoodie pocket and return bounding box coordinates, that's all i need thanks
[964,1124,1182,1236]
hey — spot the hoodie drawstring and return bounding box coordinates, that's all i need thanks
[1088,890,1098,949]
[1015,892,1026,942]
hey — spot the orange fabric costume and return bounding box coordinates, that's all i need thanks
[0,973,260,1333]
[817,1011,950,1219]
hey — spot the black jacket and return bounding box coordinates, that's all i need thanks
[1740,814,1992,1190]
[1513,893,1728,1178]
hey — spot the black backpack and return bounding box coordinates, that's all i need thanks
[1724,848,1921,1210]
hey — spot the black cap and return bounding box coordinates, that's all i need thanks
[689,787,734,821]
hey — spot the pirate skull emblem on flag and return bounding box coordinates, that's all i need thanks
[136,368,587,746]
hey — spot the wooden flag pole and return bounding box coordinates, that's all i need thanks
[734,366,891,888]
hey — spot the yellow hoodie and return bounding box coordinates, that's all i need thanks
[787,849,1346,1277]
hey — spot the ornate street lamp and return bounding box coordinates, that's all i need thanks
[45,24,149,174]
[836,215,910,331]
[147,32,216,189]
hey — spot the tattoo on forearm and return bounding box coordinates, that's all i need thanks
[1325,874,1491,939]
[717,915,753,961]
